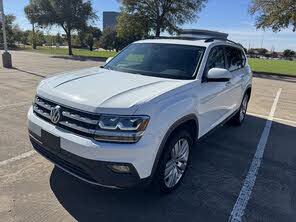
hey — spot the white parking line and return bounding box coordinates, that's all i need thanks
[229,88,282,222]
[0,150,36,167]
[0,101,32,110]
[248,112,296,125]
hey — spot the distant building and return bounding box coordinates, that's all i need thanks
[103,11,120,30]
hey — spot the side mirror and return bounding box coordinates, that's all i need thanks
[207,68,232,82]
[105,57,113,64]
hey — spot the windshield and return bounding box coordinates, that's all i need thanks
[104,43,205,80]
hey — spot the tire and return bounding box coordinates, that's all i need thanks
[152,129,193,194]
[231,93,249,126]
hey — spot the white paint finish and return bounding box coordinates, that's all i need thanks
[0,150,36,167]
[38,68,190,114]
[229,88,282,222]
[27,39,253,184]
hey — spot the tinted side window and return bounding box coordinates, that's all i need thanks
[205,46,226,74]
[226,47,245,71]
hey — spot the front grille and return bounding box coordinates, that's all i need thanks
[33,96,100,138]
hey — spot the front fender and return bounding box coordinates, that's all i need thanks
[135,92,199,179]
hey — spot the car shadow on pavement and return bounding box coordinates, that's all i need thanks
[49,115,296,222]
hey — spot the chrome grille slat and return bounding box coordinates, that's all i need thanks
[35,99,53,110]
[33,105,51,119]
[33,96,99,138]
[62,111,98,125]
[59,121,95,134]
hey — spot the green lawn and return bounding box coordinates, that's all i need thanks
[20,46,296,76]
[21,46,117,58]
[248,58,296,76]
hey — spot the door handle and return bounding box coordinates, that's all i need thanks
[225,82,232,86]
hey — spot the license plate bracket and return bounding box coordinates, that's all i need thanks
[41,130,61,152]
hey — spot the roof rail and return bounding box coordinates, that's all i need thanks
[204,37,243,47]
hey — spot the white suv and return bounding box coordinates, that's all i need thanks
[27,37,252,193]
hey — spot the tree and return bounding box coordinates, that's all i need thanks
[116,11,149,42]
[55,33,64,46]
[249,0,296,32]
[20,30,30,46]
[79,26,102,51]
[283,49,296,60]
[100,28,125,52]
[25,0,97,55]
[258,48,268,55]
[0,14,19,48]
[100,28,117,51]
[28,30,45,46]
[24,0,39,49]
[118,0,207,37]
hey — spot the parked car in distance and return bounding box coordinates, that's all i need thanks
[28,35,252,193]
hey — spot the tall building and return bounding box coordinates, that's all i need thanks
[103,11,120,30]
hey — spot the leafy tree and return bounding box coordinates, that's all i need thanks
[249,0,296,32]
[28,30,45,46]
[100,28,125,52]
[116,11,149,41]
[0,14,19,48]
[25,0,97,55]
[258,48,268,55]
[24,0,39,49]
[118,0,207,37]
[283,49,296,60]
[55,33,64,46]
[20,30,30,46]
[100,28,117,51]
[79,26,102,51]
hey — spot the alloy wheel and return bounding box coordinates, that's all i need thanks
[240,95,249,122]
[164,138,190,188]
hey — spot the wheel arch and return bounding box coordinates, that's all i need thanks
[150,114,199,179]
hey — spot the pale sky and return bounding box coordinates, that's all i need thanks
[4,0,296,52]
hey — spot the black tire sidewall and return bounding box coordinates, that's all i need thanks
[231,93,249,126]
[239,94,249,123]
[153,130,193,193]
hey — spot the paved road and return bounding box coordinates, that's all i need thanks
[0,51,295,222]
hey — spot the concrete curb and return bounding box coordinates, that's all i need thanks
[253,72,296,79]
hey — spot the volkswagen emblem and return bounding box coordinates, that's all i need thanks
[50,105,61,124]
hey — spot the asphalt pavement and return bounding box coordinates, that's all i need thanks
[0,51,295,222]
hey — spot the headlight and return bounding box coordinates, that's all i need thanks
[94,115,150,143]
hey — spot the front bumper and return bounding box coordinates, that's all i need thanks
[27,106,159,188]
[29,133,148,188]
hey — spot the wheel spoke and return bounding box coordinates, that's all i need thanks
[164,160,175,178]
[164,138,190,188]
[169,168,178,187]
[177,141,189,160]
[164,166,174,180]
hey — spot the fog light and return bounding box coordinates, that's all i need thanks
[108,165,131,173]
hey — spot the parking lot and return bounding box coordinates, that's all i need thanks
[0,51,295,222]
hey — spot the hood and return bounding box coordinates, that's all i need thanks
[37,67,189,114]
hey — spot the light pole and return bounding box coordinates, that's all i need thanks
[0,0,12,68]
